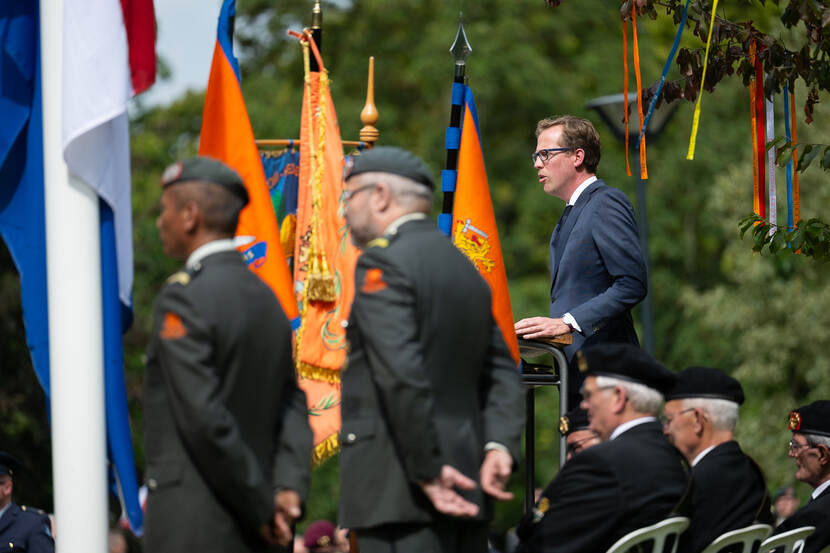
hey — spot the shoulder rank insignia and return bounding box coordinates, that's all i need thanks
[367,237,389,249]
[165,271,190,286]
[532,497,550,523]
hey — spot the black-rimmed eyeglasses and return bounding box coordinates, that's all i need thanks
[531,147,571,164]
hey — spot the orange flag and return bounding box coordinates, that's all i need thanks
[199,2,298,324]
[452,85,520,364]
[291,31,360,463]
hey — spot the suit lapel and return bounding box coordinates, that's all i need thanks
[550,180,604,287]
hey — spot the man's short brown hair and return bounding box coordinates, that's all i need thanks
[536,115,601,174]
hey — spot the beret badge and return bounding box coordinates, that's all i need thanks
[577,350,588,373]
[788,411,801,432]
[559,416,570,435]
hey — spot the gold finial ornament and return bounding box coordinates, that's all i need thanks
[360,57,379,145]
[311,0,322,29]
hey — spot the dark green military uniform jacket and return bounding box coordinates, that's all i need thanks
[338,216,524,530]
[143,248,312,553]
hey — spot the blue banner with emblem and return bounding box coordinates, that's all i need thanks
[260,148,300,272]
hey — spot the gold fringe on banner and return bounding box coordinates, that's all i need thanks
[312,433,340,466]
[297,361,342,384]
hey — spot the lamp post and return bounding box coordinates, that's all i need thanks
[585,93,677,356]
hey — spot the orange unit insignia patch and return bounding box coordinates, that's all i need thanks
[160,312,187,340]
[361,268,387,294]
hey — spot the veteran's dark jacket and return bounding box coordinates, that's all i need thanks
[143,250,312,553]
[774,484,830,553]
[0,503,53,553]
[516,421,690,553]
[339,217,525,530]
[679,440,773,553]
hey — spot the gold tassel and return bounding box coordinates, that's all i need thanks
[306,250,336,302]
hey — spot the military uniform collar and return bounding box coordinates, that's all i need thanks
[382,212,428,237]
[0,501,11,523]
[186,238,236,270]
[813,477,830,500]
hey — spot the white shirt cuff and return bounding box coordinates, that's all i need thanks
[563,312,582,333]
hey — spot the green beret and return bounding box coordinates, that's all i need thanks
[788,400,830,437]
[344,146,434,189]
[664,366,745,404]
[160,156,249,206]
[577,343,677,395]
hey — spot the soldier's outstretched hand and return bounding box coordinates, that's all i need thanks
[418,465,480,518]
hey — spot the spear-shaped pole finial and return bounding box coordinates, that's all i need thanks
[450,12,472,70]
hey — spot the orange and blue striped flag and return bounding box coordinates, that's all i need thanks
[199,0,298,325]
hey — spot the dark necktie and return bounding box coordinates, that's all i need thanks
[552,204,573,251]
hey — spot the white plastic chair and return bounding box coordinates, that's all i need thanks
[605,516,690,553]
[700,524,773,553]
[759,526,816,553]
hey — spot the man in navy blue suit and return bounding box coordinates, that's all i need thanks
[514,115,647,402]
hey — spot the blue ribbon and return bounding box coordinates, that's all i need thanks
[638,0,692,145]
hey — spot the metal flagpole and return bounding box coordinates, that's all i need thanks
[41,0,109,550]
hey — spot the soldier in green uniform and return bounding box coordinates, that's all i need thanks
[143,157,312,553]
[0,452,54,553]
[338,147,525,553]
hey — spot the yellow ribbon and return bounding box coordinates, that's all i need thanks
[686,0,720,160]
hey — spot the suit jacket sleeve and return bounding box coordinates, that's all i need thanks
[479,318,524,463]
[518,449,624,553]
[351,249,444,483]
[271,365,313,501]
[154,283,273,533]
[569,189,647,335]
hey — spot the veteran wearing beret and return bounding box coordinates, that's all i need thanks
[338,146,524,553]
[516,343,690,553]
[662,367,773,553]
[559,406,600,461]
[143,156,313,553]
[0,452,54,553]
[771,400,830,553]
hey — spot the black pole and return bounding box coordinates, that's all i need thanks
[441,64,465,219]
[525,386,536,515]
[309,1,322,72]
[634,170,655,356]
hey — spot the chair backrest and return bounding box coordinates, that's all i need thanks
[700,524,773,553]
[759,526,816,553]
[606,517,691,553]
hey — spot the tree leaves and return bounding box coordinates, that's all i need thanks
[739,214,830,262]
